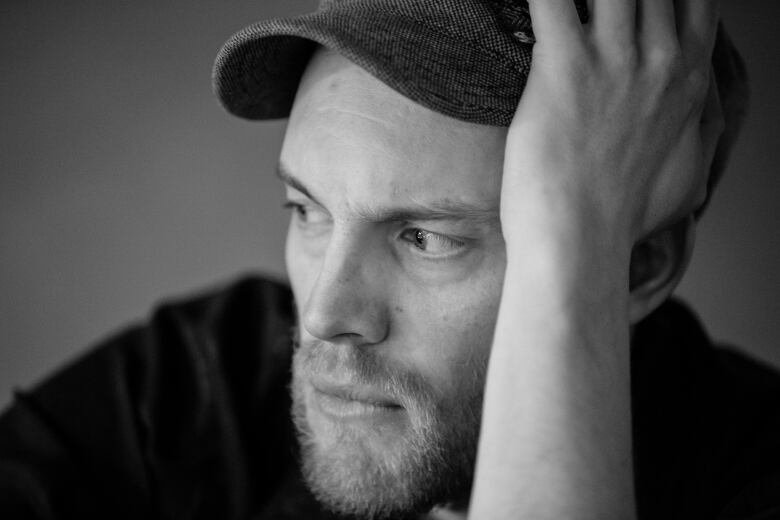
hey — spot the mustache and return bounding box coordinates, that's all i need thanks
[292,330,436,411]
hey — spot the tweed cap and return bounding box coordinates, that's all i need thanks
[213,0,748,211]
[213,0,589,126]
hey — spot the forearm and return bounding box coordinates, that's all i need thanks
[470,202,636,520]
[466,0,721,514]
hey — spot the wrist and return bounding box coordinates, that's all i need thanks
[500,130,638,252]
[501,191,633,286]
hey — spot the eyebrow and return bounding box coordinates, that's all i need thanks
[276,161,322,206]
[276,161,499,225]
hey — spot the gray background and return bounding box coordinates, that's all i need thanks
[1,1,778,410]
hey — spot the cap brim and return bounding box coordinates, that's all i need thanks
[212,6,530,126]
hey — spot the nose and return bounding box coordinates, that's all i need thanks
[300,229,390,345]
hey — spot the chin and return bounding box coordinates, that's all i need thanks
[291,372,479,520]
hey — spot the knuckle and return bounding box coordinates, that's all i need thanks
[645,44,681,72]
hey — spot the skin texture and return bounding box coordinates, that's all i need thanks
[283,49,507,519]
[281,0,722,518]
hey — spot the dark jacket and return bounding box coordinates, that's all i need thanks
[1,276,779,519]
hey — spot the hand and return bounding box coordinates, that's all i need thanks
[503,0,724,243]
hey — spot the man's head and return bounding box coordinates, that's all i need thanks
[280,43,717,519]
[214,1,749,517]
[283,48,506,518]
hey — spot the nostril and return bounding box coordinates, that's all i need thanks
[301,283,390,345]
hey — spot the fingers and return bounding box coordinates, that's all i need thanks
[530,0,720,61]
[676,0,721,57]
[586,0,718,62]
[590,0,637,45]
[638,0,677,51]
[527,0,719,96]
[527,0,585,49]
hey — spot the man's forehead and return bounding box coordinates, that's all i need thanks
[293,49,389,114]
[279,48,507,220]
[292,48,508,143]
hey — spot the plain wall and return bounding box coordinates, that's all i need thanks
[1,1,778,410]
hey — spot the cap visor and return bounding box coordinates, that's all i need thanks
[212,6,527,124]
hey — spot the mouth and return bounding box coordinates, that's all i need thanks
[309,379,404,420]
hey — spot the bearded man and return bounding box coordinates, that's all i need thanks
[1,1,779,519]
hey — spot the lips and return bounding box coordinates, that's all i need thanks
[310,378,402,409]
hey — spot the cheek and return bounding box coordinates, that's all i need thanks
[396,274,504,399]
[285,224,317,309]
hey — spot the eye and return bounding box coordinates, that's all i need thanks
[283,201,330,227]
[283,202,307,221]
[400,228,464,256]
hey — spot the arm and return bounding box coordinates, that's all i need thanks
[470,0,722,518]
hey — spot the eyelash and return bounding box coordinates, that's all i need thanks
[283,201,330,226]
[283,201,307,219]
[399,228,465,257]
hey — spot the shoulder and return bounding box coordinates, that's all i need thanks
[10,274,296,438]
[0,274,297,518]
[633,299,780,519]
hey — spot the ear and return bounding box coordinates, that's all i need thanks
[628,216,696,324]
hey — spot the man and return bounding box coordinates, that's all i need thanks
[1,0,778,519]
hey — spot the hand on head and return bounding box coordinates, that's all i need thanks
[503,0,724,242]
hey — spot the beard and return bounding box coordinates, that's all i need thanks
[291,331,486,520]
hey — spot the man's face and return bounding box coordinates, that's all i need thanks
[282,48,507,519]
